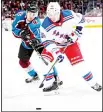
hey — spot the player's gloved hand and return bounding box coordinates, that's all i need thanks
[19,29,30,41]
[57,55,64,63]
[66,26,83,44]
[29,38,44,51]
[35,43,44,51]
[66,36,74,44]
[74,26,83,38]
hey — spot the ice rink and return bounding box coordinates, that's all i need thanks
[2,27,102,111]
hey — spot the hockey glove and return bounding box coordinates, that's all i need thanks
[67,36,74,44]
[74,26,83,38]
[57,55,64,63]
[19,29,30,41]
[29,38,44,51]
[67,26,83,44]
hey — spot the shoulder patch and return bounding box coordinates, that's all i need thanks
[42,17,55,32]
[62,10,72,17]
[62,10,74,22]
[42,17,52,28]
[15,11,26,20]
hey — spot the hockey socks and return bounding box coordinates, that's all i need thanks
[24,64,39,83]
[19,59,39,82]
[73,61,102,91]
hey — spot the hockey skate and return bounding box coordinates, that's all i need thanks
[54,75,63,86]
[43,81,59,92]
[25,74,40,83]
[91,83,102,92]
[5,28,8,31]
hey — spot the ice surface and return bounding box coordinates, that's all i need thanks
[2,27,102,111]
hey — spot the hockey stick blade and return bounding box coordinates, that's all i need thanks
[39,83,44,88]
[39,40,72,88]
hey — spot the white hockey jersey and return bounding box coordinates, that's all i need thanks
[40,10,85,47]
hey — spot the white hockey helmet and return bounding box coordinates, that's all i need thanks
[47,2,61,22]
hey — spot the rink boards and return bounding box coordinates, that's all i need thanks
[2,17,102,31]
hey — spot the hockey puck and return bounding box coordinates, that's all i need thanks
[36,108,42,110]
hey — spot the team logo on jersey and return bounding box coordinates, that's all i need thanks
[53,30,68,39]
[32,20,37,24]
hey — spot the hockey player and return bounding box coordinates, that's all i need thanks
[12,1,42,83]
[12,1,62,86]
[40,2,102,92]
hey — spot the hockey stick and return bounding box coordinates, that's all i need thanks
[29,40,49,65]
[39,43,70,88]
[28,39,71,66]
[28,39,69,66]
[22,24,49,65]
[39,56,60,88]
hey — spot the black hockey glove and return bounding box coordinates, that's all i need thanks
[74,26,83,38]
[66,36,74,44]
[19,29,30,41]
[29,38,44,51]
